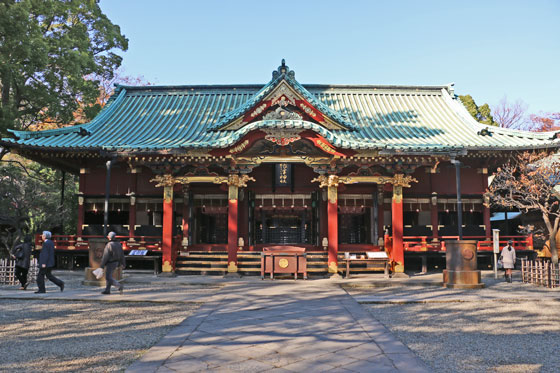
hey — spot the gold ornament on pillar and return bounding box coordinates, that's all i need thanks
[164,186,173,203]
[228,261,238,273]
[311,174,352,204]
[392,173,417,188]
[151,173,177,188]
[220,174,255,202]
[392,185,403,204]
[391,174,417,204]
[162,260,173,272]
[226,174,256,188]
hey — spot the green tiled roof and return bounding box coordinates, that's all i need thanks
[3,63,559,154]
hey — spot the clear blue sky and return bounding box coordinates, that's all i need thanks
[100,0,559,114]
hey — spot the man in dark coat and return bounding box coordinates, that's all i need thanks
[36,231,64,293]
[10,235,33,290]
[100,231,125,295]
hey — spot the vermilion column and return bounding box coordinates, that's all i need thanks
[391,183,405,272]
[162,185,174,272]
[226,174,255,273]
[182,186,190,247]
[227,183,239,273]
[327,181,339,274]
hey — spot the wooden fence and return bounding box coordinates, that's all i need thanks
[0,258,39,285]
[521,259,560,288]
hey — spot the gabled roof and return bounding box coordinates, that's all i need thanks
[208,60,358,131]
[2,61,560,154]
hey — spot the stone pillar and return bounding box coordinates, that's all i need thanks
[162,184,174,273]
[391,183,405,272]
[327,180,338,274]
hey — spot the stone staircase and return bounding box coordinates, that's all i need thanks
[175,251,387,277]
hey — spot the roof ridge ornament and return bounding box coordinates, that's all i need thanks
[272,59,295,79]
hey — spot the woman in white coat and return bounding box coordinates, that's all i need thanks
[500,240,516,283]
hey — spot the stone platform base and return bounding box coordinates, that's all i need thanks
[443,269,484,289]
[82,267,122,286]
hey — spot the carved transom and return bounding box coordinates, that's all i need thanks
[262,106,302,120]
[263,129,302,146]
[271,84,298,107]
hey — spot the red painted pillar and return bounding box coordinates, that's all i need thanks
[391,184,405,272]
[182,186,190,247]
[227,184,239,272]
[162,185,174,272]
[327,184,338,274]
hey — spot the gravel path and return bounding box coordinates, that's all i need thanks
[360,288,560,373]
[0,296,199,372]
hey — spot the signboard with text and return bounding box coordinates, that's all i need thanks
[275,163,292,188]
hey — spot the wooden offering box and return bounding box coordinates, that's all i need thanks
[261,246,307,280]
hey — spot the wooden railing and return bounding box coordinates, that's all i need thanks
[402,234,533,252]
[0,258,39,285]
[34,234,184,252]
[521,258,560,288]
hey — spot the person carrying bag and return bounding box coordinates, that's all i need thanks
[500,240,516,283]
[10,236,33,290]
[99,231,126,295]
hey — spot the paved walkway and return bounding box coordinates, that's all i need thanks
[6,270,554,372]
[125,280,430,373]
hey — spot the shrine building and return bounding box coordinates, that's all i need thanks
[3,60,559,276]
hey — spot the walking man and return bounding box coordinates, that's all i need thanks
[36,231,64,293]
[100,231,125,295]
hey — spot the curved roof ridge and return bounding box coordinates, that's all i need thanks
[442,89,555,140]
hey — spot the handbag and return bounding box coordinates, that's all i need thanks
[15,248,24,259]
[497,257,503,269]
[92,267,104,280]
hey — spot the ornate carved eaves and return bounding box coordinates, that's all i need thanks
[311,173,418,188]
[150,173,255,188]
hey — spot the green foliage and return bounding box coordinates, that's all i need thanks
[459,95,497,126]
[0,0,128,138]
[0,155,77,256]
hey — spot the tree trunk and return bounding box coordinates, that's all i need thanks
[544,213,560,265]
[552,217,560,265]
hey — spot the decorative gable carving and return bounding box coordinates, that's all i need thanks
[211,60,356,132]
